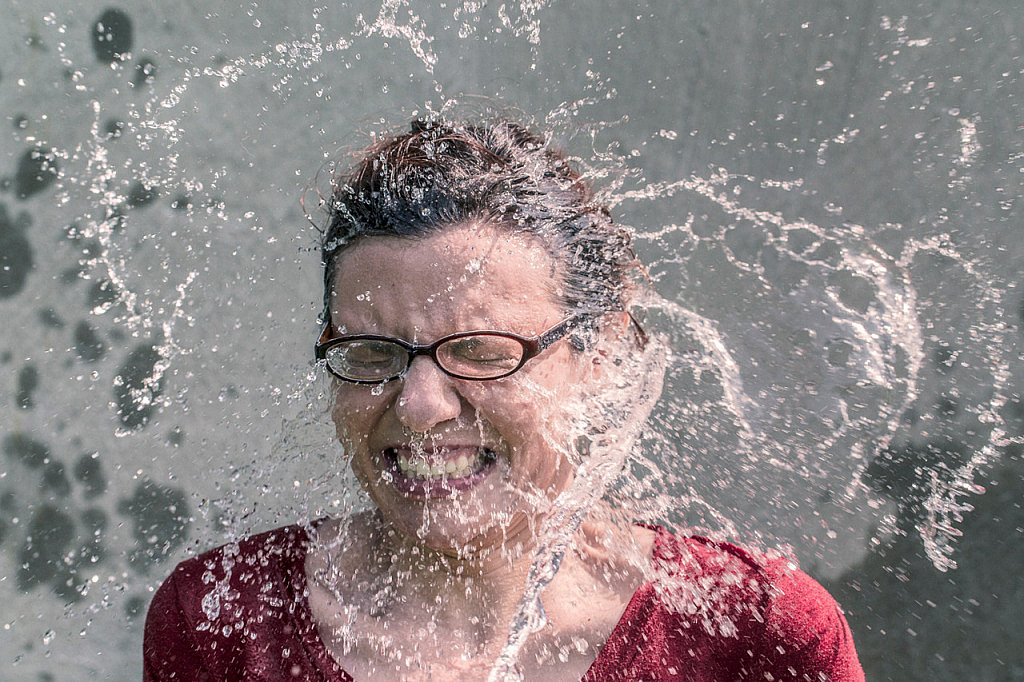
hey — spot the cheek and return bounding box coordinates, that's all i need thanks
[330,385,388,444]
[460,380,576,450]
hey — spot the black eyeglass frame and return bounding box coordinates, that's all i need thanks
[314,315,589,384]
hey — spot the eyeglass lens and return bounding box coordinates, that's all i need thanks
[324,339,408,381]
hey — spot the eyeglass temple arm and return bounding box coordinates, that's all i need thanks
[537,312,648,350]
[535,315,582,352]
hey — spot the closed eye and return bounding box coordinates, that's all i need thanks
[336,340,402,367]
[441,336,522,367]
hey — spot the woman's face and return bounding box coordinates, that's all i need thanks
[328,221,592,558]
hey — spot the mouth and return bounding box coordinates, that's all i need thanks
[382,445,499,497]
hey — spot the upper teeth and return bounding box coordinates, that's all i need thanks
[397,453,479,480]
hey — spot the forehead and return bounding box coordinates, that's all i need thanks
[329,222,563,333]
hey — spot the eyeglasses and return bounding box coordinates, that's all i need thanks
[314,315,587,384]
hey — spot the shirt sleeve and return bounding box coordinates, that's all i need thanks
[746,560,865,682]
[143,565,216,682]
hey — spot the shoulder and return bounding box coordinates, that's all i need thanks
[650,527,841,616]
[172,524,309,583]
[143,523,317,681]
[647,527,864,681]
[153,524,309,615]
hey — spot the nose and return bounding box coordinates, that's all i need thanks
[393,356,463,432]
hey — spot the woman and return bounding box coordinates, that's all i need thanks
[144,118,863,680]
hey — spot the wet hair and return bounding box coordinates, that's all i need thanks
[319,118,639,338]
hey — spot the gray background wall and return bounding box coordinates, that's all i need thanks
[1,1,1021,679]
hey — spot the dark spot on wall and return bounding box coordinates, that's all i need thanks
[81,238,104,259]
[17,364,39,409]
[788,327,814,351]
[14,114,28,129]
[124,594,146,621]
[170,194,191,210]
[15,147,59,200]
[103,118,125,140]
[87,279,118,312]
[0,203,34,298]
[126,181,157,208]
[38,308,65,328]
[0,490,12,546]
[78,508,109,580]
[114,344,164,430]
[91,8,133,63]
[82,507,108,534]
[12,496,107,602]
[73,453,107,499]
[936,394,960,417]
[826,339,853,367]
[131,57,157,88]
[118,480,190,568]
[760,248,808,295]
[167,426,184,447]
[827,450,1024,680]
[3,433,50,469]
[60,265,85,285]
[74,321,106,363]
[42,462,71,498]
[17,505,74,592]
[827,269,878,314]
[864,434,970,532]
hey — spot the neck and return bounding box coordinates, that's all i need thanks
[306,509,654,680]
[375,515,546,625]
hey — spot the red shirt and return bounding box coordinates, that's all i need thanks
[144,524,863,681]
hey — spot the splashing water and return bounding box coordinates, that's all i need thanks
[487,326,667,681]
[2,2,1021,680]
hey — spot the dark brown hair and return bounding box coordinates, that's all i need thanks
[319,118,639,336]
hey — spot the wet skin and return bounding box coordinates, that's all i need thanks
[327,221,588,561]
[307,221,654,680]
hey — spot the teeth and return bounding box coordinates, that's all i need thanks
[395,449,486,480]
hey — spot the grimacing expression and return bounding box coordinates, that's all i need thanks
[328,221,595,556]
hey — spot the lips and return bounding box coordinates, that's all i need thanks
[382,445,498,497]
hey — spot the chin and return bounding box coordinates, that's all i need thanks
[371,491,536,559]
